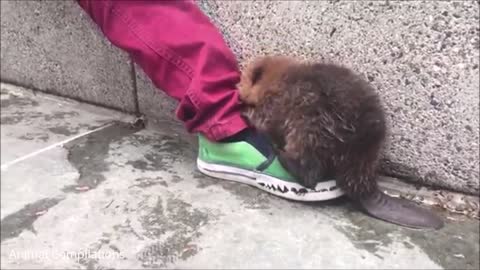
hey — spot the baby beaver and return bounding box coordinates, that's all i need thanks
[237,55,444,229]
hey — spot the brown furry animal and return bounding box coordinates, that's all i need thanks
[238,55,444,229]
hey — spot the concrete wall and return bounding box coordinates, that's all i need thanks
[1,0,478,195]
[0,0,137,112]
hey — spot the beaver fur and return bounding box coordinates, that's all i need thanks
[237,55,444,229]
[238,56,385,199]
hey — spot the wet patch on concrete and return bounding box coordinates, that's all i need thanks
[127,133,189,151]
[2,107,99,140]
[165,197,210,230]
[336,204,396,259]
[18,132,49,142]
[140,198,178,239]
[0,88,81,126]
[0,90,39,109]
[47,126,77,136]
[138,233,200,268]
[112,219,144,241]
[75,234,125,270]
[127,159,151,171]
[0,197,63,242]
[140,196,209,239]
[193,170,217,189]
[1,111,44,125]
[43,111,80,121]
[405,217,480,270]
[129,177,168,189]
[171,175,183,183]
[1,87,102,137]
[193,170,271,210]
[62,121,143,193]
[1,110,79,127]
[137,196,210,268]
[338,202,479,269]
[125,134,192,174]
[77,256,100,270]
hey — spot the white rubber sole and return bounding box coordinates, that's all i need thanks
[197,158,345,202]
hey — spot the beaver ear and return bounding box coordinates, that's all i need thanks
[251,65,263,85]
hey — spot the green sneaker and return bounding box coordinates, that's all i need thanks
[196,134,344,201]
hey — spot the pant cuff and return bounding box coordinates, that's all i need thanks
[205,114,249,141]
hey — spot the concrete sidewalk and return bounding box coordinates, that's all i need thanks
[1,83,478,269]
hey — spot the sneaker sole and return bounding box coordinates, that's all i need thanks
[197,158,345,202]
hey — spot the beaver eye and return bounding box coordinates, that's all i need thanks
[251,66,263,85]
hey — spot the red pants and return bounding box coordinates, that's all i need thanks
[77,0,247,141]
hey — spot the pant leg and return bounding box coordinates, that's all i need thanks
[76,0,248,141]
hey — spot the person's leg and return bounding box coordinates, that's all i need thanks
[77,0,343,201]
[76,0,245,141]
